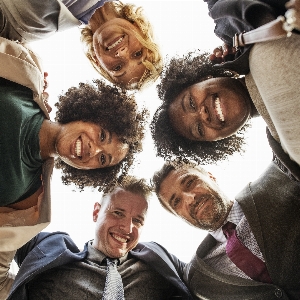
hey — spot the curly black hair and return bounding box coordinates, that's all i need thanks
[54,79,148,192]
[150,51,251,165]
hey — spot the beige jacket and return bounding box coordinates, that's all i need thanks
[0,37,53,299]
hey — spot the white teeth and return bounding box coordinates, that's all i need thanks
[112,234,127,243]
[75,139,82,157]
[197,200,205,212]
[215,97,224,122]
[107,36,124,50]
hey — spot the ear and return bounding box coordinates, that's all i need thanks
[208,172,217,182]
[93,202,101,222]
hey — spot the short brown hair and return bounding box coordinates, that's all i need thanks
[102,175,152,203]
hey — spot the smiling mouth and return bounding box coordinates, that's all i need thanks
[75,137,82,159]
[196,199,208,214]
[106,35,125,51]
[111,233,128,243]
[191,197,209,219]
[214,97,225,122]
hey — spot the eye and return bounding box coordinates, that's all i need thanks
[100,130,106,142]
[186,178,195,188]
[133,49,143,58]
[189,97,196,110]
[173,197,180,208]
[113,64,122,72]
[113,211,123,217]
[133,218,143,226]
[197,123,204,137]
[100,153,106,166]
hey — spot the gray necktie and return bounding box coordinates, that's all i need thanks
[102,258,125,300]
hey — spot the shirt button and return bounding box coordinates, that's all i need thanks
[274,288,283,298]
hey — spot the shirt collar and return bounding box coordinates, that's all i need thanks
[87,241,128,265]
[209,201,244,243]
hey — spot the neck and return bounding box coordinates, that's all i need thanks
[39,120,60,160]
[89,2,118,34]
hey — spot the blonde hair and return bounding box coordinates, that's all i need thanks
[81,1,162,90]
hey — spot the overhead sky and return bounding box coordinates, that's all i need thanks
[25,0,272,263]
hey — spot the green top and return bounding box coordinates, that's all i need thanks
[0,78,45,206]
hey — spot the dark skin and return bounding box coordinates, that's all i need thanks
[209,9,278,64]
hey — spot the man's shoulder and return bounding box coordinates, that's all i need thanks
[133,241,168,254]
[29,231,82,255]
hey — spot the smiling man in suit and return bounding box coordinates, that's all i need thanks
[153,160,300,299]
[7,176,192,300]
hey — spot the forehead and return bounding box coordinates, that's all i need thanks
[105,188,148,214]
[159,167,208,195]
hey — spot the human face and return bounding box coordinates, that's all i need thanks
[92,188,148,258]
[158,167,232,231]
[93,18,147,87]
[168,77,252,141]
[55,121,129,169]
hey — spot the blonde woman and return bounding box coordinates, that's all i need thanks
[0,0,162,89]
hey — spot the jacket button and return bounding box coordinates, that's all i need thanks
[274,288,283,298]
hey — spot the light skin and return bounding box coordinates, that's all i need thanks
[158,166,233,231]
[92,188,148,258]
[91,3,147,87]
[39,120,129,170]
[286,0,300,31]
[168,77,254,142]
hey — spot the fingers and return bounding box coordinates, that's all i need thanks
[42,92,52,114]
[210,44,236,64]
[43,72,49,90]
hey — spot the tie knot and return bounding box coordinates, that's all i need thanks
[106,258,118,266]
[222,221,237,239]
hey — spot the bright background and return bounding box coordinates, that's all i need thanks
[29,0,272,262]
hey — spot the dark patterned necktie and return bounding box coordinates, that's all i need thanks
[102,258,125,300]
[222,221,272,283]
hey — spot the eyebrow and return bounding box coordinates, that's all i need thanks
[114,207,145,221]
[107,131,112,166]
[190,125,198,140]
[108,154,112,166]
[168,175,190,208]
[107,130,112,144]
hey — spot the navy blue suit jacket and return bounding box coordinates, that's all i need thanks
[8,232,193,299]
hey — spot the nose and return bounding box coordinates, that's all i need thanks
[89,141,103,158]
[182,192,195,206]
[120,218,133,234]
[115,46,128,58]
[199,105,211,125]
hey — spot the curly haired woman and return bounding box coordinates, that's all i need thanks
[0,0,162,89]
[151,48,300,181]
[151,52,254,165]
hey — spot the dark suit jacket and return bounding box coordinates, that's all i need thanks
[185,162,300,299]
[204,0,288,74]
[8,232,193,299]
